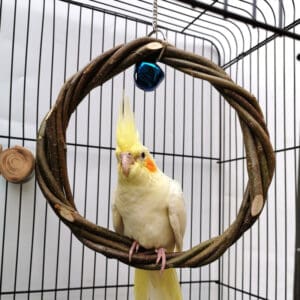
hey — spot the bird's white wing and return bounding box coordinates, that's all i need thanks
[168,180,186,252]
[112,192,124,235]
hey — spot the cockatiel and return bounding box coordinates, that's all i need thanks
[112,96,186,300]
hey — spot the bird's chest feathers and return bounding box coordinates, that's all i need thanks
[116,179,174,249]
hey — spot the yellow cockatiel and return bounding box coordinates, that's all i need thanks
[112,96,187,300]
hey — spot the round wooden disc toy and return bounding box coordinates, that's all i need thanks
[0,145,35,184]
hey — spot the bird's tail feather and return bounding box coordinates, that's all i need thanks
[134,268,182,300]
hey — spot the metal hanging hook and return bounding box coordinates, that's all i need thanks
[147,0,166,40]
[152,0,158,32]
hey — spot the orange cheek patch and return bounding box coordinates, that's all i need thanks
[145,157,157,172]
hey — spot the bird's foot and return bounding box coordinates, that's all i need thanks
[155,248,166,273]
[129,241,140,262]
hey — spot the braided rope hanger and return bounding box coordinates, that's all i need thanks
[36,36,275,270]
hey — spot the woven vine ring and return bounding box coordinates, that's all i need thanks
[36,36,275,269]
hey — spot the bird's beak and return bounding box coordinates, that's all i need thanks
[120,152,134,177]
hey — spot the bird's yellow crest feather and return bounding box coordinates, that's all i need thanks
[116,95,142,152]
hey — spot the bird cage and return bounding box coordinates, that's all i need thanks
[0,0,299,299]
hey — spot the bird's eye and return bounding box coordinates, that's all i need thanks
[141,152,146,159]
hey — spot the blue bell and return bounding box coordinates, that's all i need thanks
[134,61,164,92]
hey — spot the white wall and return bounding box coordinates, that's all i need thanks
[219,9,300,299]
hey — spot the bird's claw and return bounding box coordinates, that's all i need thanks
[155,248,166,274]
[129,241,140,262]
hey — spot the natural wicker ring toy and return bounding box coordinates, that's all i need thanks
[36,36,275,269]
